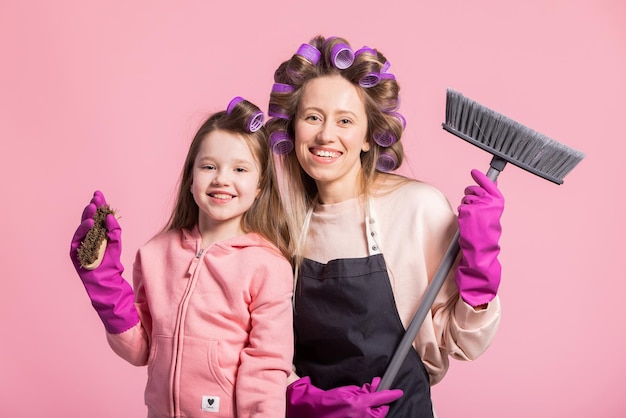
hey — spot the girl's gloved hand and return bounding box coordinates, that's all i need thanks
[455,169,504,307]
[69,191,139,334]
[286,376,403,418]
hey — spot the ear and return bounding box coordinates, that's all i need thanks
[361,138,371,152]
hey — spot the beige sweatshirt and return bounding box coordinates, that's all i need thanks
[301,179,501,385]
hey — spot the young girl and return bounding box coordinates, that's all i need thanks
[69,97,294,417]
[265,36,504,417]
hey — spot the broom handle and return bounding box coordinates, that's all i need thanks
[377,159,503,392]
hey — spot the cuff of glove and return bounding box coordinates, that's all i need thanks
[97,305,140,334]
[454,259,501,308]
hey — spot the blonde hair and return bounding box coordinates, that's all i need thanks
[166,98,291,261]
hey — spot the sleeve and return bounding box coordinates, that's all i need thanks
[235,251,294,417]
[382,181,501,384]
[446,296,501,360]
[424,186,502,383]
[106,249,151,366]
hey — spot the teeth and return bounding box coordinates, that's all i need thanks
[316,150,339,158]
[211,193,232,199]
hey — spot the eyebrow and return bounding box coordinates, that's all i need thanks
[300,106,359,119]
[196,155,257,166]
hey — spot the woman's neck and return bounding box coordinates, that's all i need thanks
[316,174,364,205]
[317,188,361,205]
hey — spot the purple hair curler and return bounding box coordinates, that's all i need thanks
[357,50,390,88]
[388,111,406,130]
[355,46,377,57]
[380,94,401,113]
[373,130,397,147]
[359,72,381,88]
[248,110,264,132]
[269,131,294,155]
[330,42,354,69]
[226,96,264,132]
[272,83,295,94]
[376,152,398,172]
[268,103,291,120]
[226,96,244,114]
[380,72,396,81]
[296,43,321,65]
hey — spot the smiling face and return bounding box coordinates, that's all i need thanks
[190,129,261,243]
[294,74,370,203]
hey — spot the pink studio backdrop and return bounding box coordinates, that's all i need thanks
[1,1,624,417]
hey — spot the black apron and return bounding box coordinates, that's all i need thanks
[294,251,434,417]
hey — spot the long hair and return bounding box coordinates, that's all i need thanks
[165,98,291,260]
[266,35,410,257]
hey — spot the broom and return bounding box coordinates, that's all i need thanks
[377,88,585,391]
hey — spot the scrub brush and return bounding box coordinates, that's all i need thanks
[77,205,115,270]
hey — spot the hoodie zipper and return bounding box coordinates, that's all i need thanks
[170,246,205,416]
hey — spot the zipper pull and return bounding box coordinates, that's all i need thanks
[187,248,204,276]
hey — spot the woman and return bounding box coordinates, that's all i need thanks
[265,35,504,417]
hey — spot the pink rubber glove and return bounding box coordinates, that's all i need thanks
[455,169,504,307]
[286,376,403,418]
[69,191,139,334]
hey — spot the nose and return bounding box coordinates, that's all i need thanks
[316,121,335,144]
[211,169,231,185]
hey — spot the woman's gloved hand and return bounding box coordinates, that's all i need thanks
[286,376,403,418]
[456,169,504,307]
[69,191,139,334]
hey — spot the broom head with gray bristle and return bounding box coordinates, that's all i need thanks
[443,88,585,184]
[378,89,586,392]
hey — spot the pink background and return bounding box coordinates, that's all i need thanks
[1,0,624,416]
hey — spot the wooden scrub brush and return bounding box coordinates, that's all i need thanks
[77,205,115,270]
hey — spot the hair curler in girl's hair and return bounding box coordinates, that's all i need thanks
[226,96,245,113]
[376,151,398,172]
[269,131,295,155]
[295,43,321,65]
[227,96,264,132]
[247,111,264,132]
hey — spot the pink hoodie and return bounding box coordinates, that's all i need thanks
[106,227,294,417]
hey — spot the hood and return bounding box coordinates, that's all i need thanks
[180,226,279,254]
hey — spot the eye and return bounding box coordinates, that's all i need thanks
[235,167,248,173]
[304,114,322,123]
[339,118,352,125]
[201,164,216,170]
